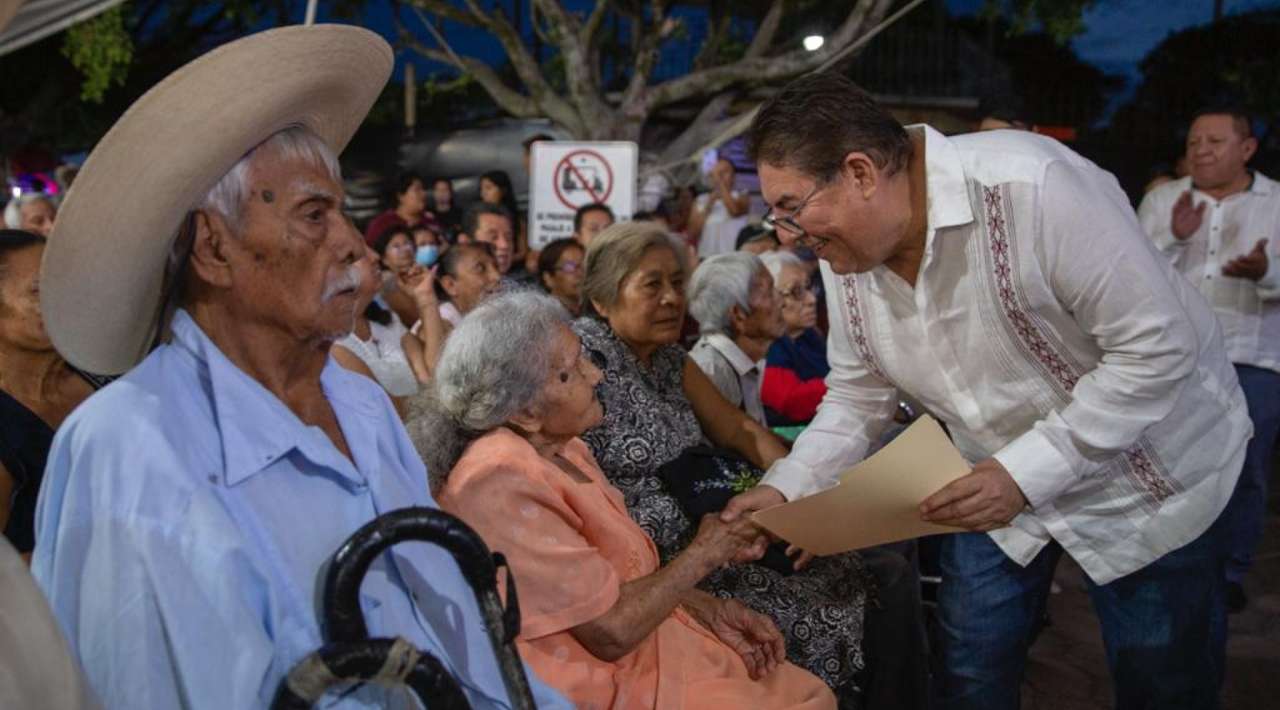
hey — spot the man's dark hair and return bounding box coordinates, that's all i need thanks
[393,171,425,197]
[1191,106,1254,140]
[748,73,911,183]
[735,223,778,251]
[573,202,614,233]
[522,133,554,152]
[0,229,46,284]
[462,201,513,238]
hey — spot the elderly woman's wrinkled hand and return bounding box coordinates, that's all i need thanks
[694,598,785,680]
[689,514,766,570]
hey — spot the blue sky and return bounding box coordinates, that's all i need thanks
[950,0,1280,80]
[323,0,1280,109]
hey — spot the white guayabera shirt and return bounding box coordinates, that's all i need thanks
[1138,173,1280,374]
[763,125,1251,585]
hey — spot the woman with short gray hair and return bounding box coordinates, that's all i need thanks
[416,289,836,710]
[687,252,785,425]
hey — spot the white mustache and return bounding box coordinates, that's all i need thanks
[321,264,365,301]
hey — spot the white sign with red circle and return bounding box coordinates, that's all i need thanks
[529,141,636,250]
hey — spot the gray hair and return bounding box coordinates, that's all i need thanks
[687,252,764,336]
[3,193,55,229]
[758,250,804,282]
[581,221,689,317]
[199,124,342,235]
[406,288,571,490]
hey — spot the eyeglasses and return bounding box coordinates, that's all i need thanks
[556,260,582,274]
[776,283,819,301]
[762,183,823,238]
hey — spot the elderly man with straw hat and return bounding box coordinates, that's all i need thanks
[30,24,571,710]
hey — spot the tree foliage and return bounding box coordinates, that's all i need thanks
[1111,9,1280,151]
[982,0,1096,44]
[61,5,134,103]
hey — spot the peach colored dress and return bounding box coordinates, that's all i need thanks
[439,428,835,710]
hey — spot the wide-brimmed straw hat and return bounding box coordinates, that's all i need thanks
[41,23,392,375]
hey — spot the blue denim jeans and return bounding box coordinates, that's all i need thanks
[1223,364,1280,583]
[935,517,1227,710]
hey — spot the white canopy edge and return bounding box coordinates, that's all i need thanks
[0,0,128,57]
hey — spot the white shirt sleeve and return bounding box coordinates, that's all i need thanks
[760,266,899,501]
[993,160,1202,508]
[1137,188,1186,255]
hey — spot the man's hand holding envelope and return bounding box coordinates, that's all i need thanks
[721,416,1026,559]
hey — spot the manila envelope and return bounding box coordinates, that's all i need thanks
[751,415,969,554]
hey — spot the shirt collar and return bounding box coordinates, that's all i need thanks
[1189,170,1273,200]
[703,333,759,376]
[1248,171,1273,195]
[912,124,975,232]
[169,310,377,487]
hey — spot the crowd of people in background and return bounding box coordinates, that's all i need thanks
[1,24,1276,710]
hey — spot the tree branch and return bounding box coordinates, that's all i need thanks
[744,0,786,58]
[582,0,611,48]
[618,1,669,114]
[402,0,483,27]
[400,34,541,118]
[692,15,730,71]
[429,0,572,126]
[644,0,893,111]
[533,0,611,133]
[401,8,585,134]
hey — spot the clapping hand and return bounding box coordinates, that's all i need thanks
[1222,239,1269,281]
[1171,191,1206,241]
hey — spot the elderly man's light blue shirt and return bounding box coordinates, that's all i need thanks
[32,310,571,709]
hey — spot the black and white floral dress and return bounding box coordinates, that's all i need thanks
[573,317,872,704]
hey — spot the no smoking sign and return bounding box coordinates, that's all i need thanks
[529,141,636,250]
[553,150,615,209]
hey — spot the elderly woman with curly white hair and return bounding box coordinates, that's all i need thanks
[411,289,835,710]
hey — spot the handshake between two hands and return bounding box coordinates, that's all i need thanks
[705,457,1030,570]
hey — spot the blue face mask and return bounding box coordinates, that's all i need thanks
[415,244,439,268]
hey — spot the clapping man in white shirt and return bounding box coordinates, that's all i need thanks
[1138,108,1280,613]
[722,73,1249,710]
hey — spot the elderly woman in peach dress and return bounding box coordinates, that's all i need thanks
[411,290,834,710]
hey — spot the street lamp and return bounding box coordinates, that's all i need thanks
[803,35,825,52]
